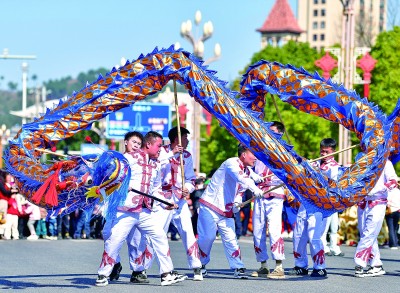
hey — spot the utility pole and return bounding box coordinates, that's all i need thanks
[0,48,37,125]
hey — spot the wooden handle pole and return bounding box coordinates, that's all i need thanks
[173,80,186,196]
[35,148,68,158]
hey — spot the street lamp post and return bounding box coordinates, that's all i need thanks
[180,10,221,173]
[21,62,29,125]
[0,49,37,125]
[0,124,11,168]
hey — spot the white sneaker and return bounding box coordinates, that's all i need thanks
[171,270,188,282]
[160,272,178,286]
[95,275,108,287]
[364,266,386,277]
[193,268,203,281]
[27,235,38,240]
[354,265,364,278]
[234,268,248,279]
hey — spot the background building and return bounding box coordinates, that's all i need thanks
[257,0,303,48]
[297,0,387,51]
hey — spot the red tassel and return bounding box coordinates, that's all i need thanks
[32,163,62,207]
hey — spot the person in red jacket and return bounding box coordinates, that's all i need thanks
[0,170,17,239]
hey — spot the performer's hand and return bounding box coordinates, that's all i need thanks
[172,144,184,155]
[232,202,241,214]
[166,203,178,210]
[182,187,190,199]
[253,188,264,198]
[253,173,264,184]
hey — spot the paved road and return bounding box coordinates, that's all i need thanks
[1,237,399,292]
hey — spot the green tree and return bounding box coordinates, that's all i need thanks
[369,26,400,115]
[44,67,109,99]
[200,118,238,175]
[7,82,18,91]
[200,41,339,174]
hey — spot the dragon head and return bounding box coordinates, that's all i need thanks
[46,151,130,216]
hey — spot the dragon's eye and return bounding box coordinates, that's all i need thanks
[85,176,93,186]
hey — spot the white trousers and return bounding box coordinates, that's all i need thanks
[354,203,386,267]
[130,200,201,271]
[98,210,173,276]
[293,211,327,269]
[321,212,342,254]
[4,214,19,240]
[252,197,285,262]
[197,205,245,269]
[128,229,154,271]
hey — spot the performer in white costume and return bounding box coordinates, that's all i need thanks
[315,141,344,257]
[251,121,286,279]
[107,131,143,283]
[129,127,203,281]
[197,144,264,279]
[289,138,339,278]
[354,159,397,277]
[95,131,183,287]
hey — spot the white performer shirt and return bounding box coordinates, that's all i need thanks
[253,160,285,198]
[364,160,397,201]
[159,145,196,202]
[118,149,164,213]
[199,157,262,218]
[312,157,340,181]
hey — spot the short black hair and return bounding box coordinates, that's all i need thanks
[320,138,337,150]
[124,131,144,143]
[270,121,285,134]
[168,126,190,143]
[143,131,163,145]
[238,144,249,157]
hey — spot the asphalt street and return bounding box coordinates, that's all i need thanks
[1,236,399,292]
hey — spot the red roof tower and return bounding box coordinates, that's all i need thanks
[257,0,303,48]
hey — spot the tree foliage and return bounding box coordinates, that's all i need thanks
[200,118,238,175]
[369,26,400,115]
[44,67,109,99]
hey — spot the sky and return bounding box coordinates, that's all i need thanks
[0,0,298,93]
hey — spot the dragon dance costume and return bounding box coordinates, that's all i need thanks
[3,46,399,282]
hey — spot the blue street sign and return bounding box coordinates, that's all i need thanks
[105,102,171,140]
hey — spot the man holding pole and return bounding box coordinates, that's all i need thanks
[129,126,203,281]
[95,131,184,287]
[157,126,203,280]
[251,121,287,279]
[197,144,264,278]
[288,138,340,278]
